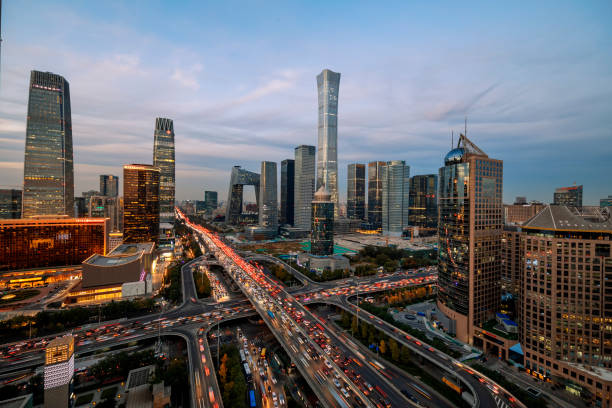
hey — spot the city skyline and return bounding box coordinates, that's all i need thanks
[1,1,611,205]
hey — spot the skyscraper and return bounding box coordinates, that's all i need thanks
[0,189,22,219]
[123,164,160,243]
[382,160,410,236]
[226,166,260,225]
[204,191,218,213]
[311,186,334,256]
[408,174,438,231]
[100,175,119,197]
[347,163,366,220]
[437,135,503,344]
[89,195,120,231]
[22,71,74,218]
[280,159,295,225]
[553,185,583,208]
[316,69,340,217]
[44,335,74,408]
[153,118,175,224]
[294,145,316,230]
[259,161,278,233]
[367,161,386,230]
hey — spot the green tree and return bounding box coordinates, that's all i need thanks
[360,320,368,339]
[341,311,350,328]
[400,345,411,364]
[389,338,399,362]
[351,315,359,336]
[379,339,387,355]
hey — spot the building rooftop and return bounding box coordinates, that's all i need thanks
[109,242,155,256]
[523,205,612,231]
[47,335,74,348]
[84,253,142,267]
[0,394,33,408]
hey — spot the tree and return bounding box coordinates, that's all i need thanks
[351,315,359,336]
[368,330,375,347]
[341,311,350,328]
[379,339,387,355]
[400,345,411,364]
[219,354,228,385]
[360,320,368,339]
[389,338,400,362]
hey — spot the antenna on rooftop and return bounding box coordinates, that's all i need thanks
[451,130,453,148]
[464,116,467,137]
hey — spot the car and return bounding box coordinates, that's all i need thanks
[333,379,341,388]
[340,388,349,398]
[272,392,278,402]
[279,394,285,405]
[325,359,333,369]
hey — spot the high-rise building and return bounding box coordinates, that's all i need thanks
[500,225,521,298]
[153,118,175,224]
[226,166,260,225]
[311,186,334,256]
[89,196,120,231]
[519,206,612,405]
[316,69,340,218]
[294,145,316,230]
[553,185,582,208]
[504,201,545,225]
[44,335,74,408]
[99,175,119,197]
[437,135,503,344]
[280,159,295,225]
[367,161,386,230]
[123,164,160,244]
[0,189,22,219]
[22,71,74,218]
[347,164,365,220]
[382,160,410,236]
[259,161,278,233]
[600,195,612,207]
[408,174,438,231]
[204,191,218,213]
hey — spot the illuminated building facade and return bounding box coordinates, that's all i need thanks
[294,145,316,230]
[501,225,522,298]
[226,166,260,225]
[311,186,334,256]
[316,69,340,217]
[382,160,410,237]
[347,163,365,220]
[259,161,278,234]
[437,134,503,344]
[0,217,108,271]
[123,164,160,243]
[520,206,612,406]
[408,174,438,231]
[554,185,583,208]
[22,71,74,218]
[153,118,176,224]
[99,175,119,197]
[0,189,22,219]
[44,335,74,408]
[504,201,545,225]
[367,161,386,230]
[89,196,120,231]
[280,159,295,225]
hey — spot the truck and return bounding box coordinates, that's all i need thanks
[267,310,275,319]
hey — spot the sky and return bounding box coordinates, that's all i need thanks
[1,1,611,205]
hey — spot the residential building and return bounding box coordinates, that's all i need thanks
[226,166,260,225]
[316,69,340,217]
[382,160,410,237]
[0,189,21,219]
[311,186,334,256]
[153,118,176,224]
[99,175,119,197]
[437,134,503,344]
[347,163,366,220]
[367,161,386,230]
[259,161,278,234]
[22,71,74,218]
[44,335,74,408]
[408,174,438,232]
[280,159,295,225]
[553,185,583,208]
[123,164,160,244]
[294,145,316,230]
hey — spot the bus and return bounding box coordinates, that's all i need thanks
[240,349,246,363]
[249,389,256,408]
[243,362,252,382]
[442,376,463,394]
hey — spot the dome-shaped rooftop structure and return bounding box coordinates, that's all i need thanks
[444,147,466,165]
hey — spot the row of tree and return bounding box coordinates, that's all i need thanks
[381,285,434,307]
[193,268,212,298]
[161,262,183,303]
[218,344,248,408]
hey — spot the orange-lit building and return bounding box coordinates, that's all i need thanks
[0,217,109,272]
[123,164,160,244]
[44,335,74,407]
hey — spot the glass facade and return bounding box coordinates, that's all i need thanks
[553,185,582,208]
[294,145,316,230]
[204,191,218,213]
[99,175,119,197]
[280,159,295,225]
[123,164,160,243]
[259,161,278,233]
[226,166,260,225]
[367,161,386,229]
[22,71,74,218]
[408,174,438,230]
[382,160,410,236]
[316,69,340,217]
[311,188,334,256]
[0,217,108,271]
[0,189,22,219]
[153,118,175,224]
[88,196,120,231]
[347,163,365,220]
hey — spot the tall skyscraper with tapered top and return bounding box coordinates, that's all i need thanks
[153,118,175,224]
[22,71,74,218]
[316,69,340,217]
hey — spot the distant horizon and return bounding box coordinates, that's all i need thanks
[1,1,610,206]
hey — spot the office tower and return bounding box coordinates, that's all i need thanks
[89,196,120,231]
[500,225,521,298]
[408,174,438,230]
[347,164,365,220]
[0,189,21,219]
[22,71,74,218]
[316,69,340,217]
[381,160,410,236]
[294,145,316,230]
[367,161,386,229]
[280,159,295,225]
[0,217,109,271]
[504,201,545,225]
[519,206,612,402]
[600,195,612,207]
[226,166,260,225]
[437,134,503,344]
[553,185,582,208]
[100,175,119,197]
[74,197,87,217]
[153,118,176,224]
[44,335,74,408]
[311,186,334,256]
[259,161,278,233]
[204,191,218,213]
[123,164,160,243]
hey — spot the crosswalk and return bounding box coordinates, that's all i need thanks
[494,395,510,408]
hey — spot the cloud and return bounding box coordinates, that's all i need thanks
[171,63,203,90]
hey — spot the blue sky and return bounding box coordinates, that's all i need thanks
[1,1,611,204]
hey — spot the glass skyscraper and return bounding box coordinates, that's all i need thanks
[280,159,295,225]
[347,163,365,220]
[367,161,386,230]
[0,189,22,219]
[259,161,278,233]
[316,69,340,218]
[100,175,119,197]
[382,160,410,236]
[153,118,175,224]
[311,187,334,256]
[123,164,160,244]
[294,145,316,230]
[408,174,438,231]
[204,191,218,213]
[22,71,74,218]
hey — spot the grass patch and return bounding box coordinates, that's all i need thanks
[0,289,40,305]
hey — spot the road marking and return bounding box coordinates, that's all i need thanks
[494,395,509,408]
